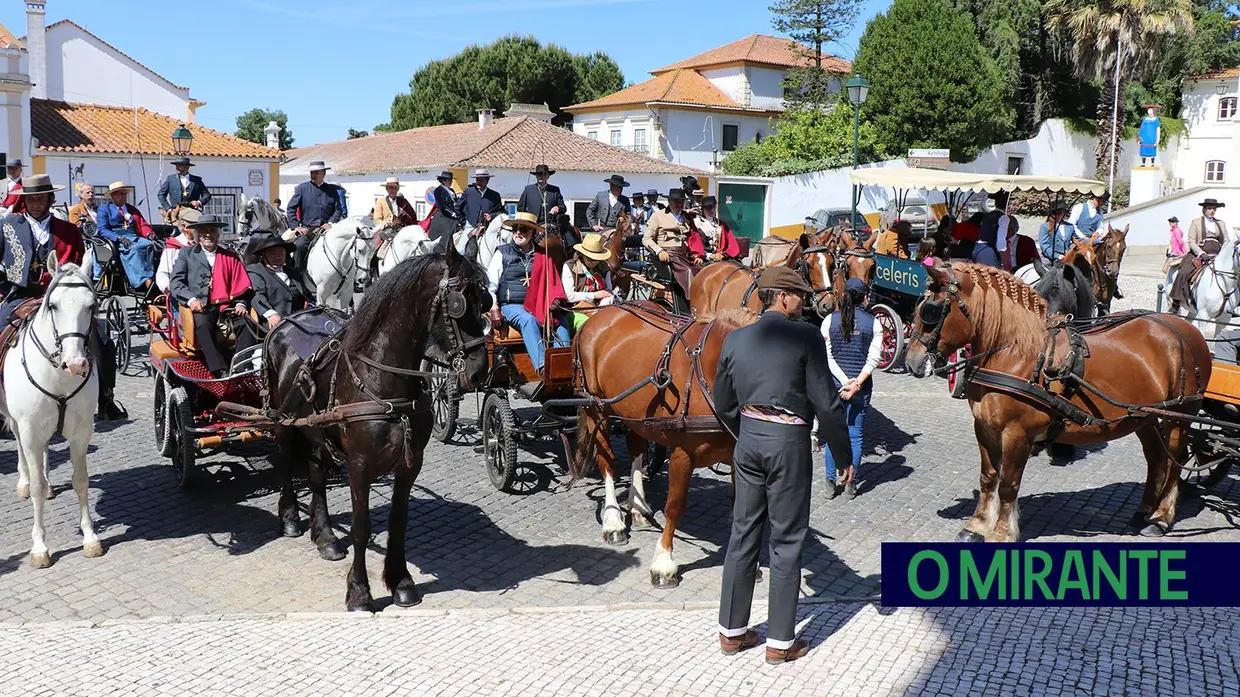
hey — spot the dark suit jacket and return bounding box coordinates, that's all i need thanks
[713,311,852,468]
[517,183,566,224]
[171,246,250,307]
[460,186,504,227]
[157,173,211,209]
[433,185,462,220]
[586,190,630,229]
[246,263,307,318]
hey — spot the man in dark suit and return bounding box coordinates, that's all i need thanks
[586,174,631,231]
[517,164,566,226]
[713,266,853,665]
[245,233,308,334]
[170,215,255,377]
[427,171,463,243]
[460,168,504,230]
[157,157,211,218]
[285,160,344,276]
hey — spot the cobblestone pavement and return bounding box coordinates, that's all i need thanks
[0,252,1237,694]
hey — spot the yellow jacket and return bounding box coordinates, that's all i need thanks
[875,230,909,259]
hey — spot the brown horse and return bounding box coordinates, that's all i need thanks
[905,263,1211,541]
[1092,225,1129,315]
[570,303,758,587]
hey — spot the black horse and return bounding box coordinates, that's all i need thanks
[263,238,491,611]
[1033,256,1096,321]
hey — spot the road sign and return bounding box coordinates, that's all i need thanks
[907,149,951,170]
[425,187,436,205]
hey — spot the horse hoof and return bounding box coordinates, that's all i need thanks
[45,487,55,500]
[29,552,51,569]
[317,540,347,562]
[392,585,422,608]
[630,512,657,530]
[650,572,680,589]
[281,520,303,538]
[346,601,375,613]
[1129,511,1148,529]
[1139,523,1168,538]
[16,484,28,500]
[955,530,985,543]
[83,541,105,558]
[603,530,629,547]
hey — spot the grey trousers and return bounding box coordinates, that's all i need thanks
[719,416,812,648]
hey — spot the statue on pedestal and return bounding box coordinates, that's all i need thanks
[1138,106,1162,167]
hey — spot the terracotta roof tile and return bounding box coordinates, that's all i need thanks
[567,69,764,112]
[32,99,279,159]
[0,23,23,50]
[284,117,705,176]
[1192,66,1240,81]
[651,34,851,75]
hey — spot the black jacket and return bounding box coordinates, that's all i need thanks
[714,311,852,468]
[157,173,211,209]
[246,262,307,318]
[586,190,630,229]
[517,183,566,224]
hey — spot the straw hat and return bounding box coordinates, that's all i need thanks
[503,211,544,233]
[106,181,134,196]
[383,176,401,187]
[17,174,64,195]
[574,233,612,261]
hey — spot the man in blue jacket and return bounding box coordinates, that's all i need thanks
[156,157,210,220]
[461,169,503,230]
[285,160,344,275]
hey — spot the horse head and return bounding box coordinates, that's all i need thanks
[434,235,492,389]
[40,256,98,377]
[1102,225,1128,277]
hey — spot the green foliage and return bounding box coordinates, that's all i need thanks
[853,0,1010,162]
[347,129,369,140]
[770,0,863,109]
[234,108,293,150]
[386,36,625,130]
[720,102,891,176]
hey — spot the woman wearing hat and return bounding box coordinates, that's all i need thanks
[643,188,698,312]
[1170,198,1231,312]
[562,233,615,331]
[246,233,308,333]
[1037,199,1076,264]
[97,181,157,290]
[820,277,885,499]
[1163,216,1187,307]
[689,196,741,263]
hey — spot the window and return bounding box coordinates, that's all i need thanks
[634,128,648,149]
[415,201,429,219]
[1220,97,1238,120]
[722,124,740,152]
[1207,160,1227,183]
[610,130,622,146]
[1005,155,1024,175]
[755,132,763,144]
[572,201,591,229]
[587,131,598,141]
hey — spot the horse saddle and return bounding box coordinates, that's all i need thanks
[0,298,44,376]
[281,307,350,365]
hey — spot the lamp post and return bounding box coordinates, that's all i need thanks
[845,75,870,231]
[171,124,194,156]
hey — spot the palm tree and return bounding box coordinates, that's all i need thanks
[1044,0,1194,180]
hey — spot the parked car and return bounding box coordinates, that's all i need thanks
[879,197,936,242]
[810,208,873,236]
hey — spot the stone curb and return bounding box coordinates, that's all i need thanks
[0,595,883,631]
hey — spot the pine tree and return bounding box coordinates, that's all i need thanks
[770,0,862,110]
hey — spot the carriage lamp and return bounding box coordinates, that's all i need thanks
[846,75,871,231]
[845,75,870,106]
[171,124,194,155]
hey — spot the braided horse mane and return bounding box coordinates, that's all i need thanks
[955,262,1049,358]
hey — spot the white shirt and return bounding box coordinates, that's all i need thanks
[608,192,618,209]
[260,266,294,318]
[820,316,886,385]
[25,213,51,246]
[156,234,191,292]
[386,196,399,214]
[561,262,613,305]
[1069,202,1107,241]
[179,174,190,193]
[697,215,721,245]
[995,212,1011,253]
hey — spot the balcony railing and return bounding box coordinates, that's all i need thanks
[617,144,653,156]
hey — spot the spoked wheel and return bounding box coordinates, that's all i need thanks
[153,377,175,457]
[947,344,972,399]
[102,296,131,373]
[482,391,518,492]
[424,358,460,443]
[871,304,905,373]
[167,387,197,489]
[1182,421,1237,491]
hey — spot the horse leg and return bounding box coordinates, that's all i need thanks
[344,462,375,612]
[275,428,303,538]
[1132,422,1165,528]
[957,421,1001,542]
[15,427,29,500]
[587,410,628,546]
[309,450,345,561]
[624,429,657,528]
[1144,421,1188,537]
[383,452,422,608]
[21,430,52,568]
[68,427,103,558]
[650,448,693,589]
[987,430,1032,543]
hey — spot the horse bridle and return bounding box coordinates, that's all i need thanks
[911,264,974,366]
[427,266,491,372]
[19,265,99,435]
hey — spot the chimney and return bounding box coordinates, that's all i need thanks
[477,108,494,130]
[26,1,47,100]
[264,120,281,149]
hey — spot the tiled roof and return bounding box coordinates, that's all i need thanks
[651,34,851,75]
[283,117,705,176]
[567,69,771,112]
[1192,66,1240,81]
[40,20,189,91]
[0,23,23,50]
[32,99,279,159]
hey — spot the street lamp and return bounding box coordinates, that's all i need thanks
[171,124,194,155]
[845,75,871,231]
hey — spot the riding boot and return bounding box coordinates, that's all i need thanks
[97,388,128,421]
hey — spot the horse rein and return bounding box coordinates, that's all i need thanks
[910,263,975,366]
[18,266,99,436]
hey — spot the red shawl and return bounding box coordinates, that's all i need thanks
[2,180,24,214]
[419,206,436,232]
[523,247,567,320]
[687,218,741,260]
[207,249,253,305]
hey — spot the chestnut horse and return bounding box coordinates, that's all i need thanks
[905,263,1211,541]
[570,303,759,587]
[1092,225,1129,315]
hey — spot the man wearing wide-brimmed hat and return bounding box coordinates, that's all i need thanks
[171,214,255,377]
[245,233,307,333]
[1,159,26,214]
[286,160,345,272]
[517,164,566,226]
[643,188,698,312]
[0,173,126,419]
[157,156,211,221]
[1037,199,1076,264]
[97,181,158,289]
[586,174,632,232]
[371,177,417,229]
[1170,197,1231,312]
[561,233,615,331]
[461,169,503,231]
[426,170,464,244]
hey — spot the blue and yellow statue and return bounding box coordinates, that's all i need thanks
[1138,107,1161,167]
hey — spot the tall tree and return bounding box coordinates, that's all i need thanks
[853,0,1010,162]
[1044,0,1194,178]
[387,36,625,130]
[235,108,293,150]
[770,0,862,109]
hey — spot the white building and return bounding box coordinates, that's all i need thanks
[1174,67,1240,190]
[565,35,850,172]
[0,1,279,224]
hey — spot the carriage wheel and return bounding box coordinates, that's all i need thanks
[871,304,905,373]
[102,296,131,373]
[153,377,175,457]
[947,345,972,399]
[424,358,460,443]
[482,391,518,492]
[1182,421,1236,491]
[167,387,197,489]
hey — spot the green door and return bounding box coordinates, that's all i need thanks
[718,184,766,241]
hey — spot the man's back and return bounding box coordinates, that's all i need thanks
[717,312,818,425]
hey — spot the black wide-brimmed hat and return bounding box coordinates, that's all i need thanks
[1169,216,1180,223]
[437,170,454,181]
[1051,199,1070,212]
[7,159,25,169]
[646,189,660,198]
[604,174,630,188]
[250,232,295,255]
[667,188,686,202]
[170,156,195,167]
[1200,198,1226,208]
[531,164,555,176]
[188,213,229,230]
[701,195,718,207]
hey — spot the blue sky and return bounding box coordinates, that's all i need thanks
[3,0,885,147]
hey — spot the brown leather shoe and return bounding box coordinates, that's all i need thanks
[719,630,760,655]
[766,639,810,664]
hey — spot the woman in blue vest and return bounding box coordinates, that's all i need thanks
[820,277,885,499]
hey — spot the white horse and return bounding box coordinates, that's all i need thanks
[238,194,289,237]
[305,218,375,311]
[1169,238,1239,336]
[379,224,439,276]
[455,213,511,270]
[1,258,103,568]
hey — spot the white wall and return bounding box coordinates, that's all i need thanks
[769,159,911,232]
[746,67,788,109]
[700,66,745,104]
[1103,186,1240,248]
[1176,81,1240,189]
[659,108,773,170]
[570,109,658,156]
[0,47,31,162]
[958,119,1137,178]
[44,24,189,120]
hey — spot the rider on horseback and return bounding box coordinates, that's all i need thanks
[156,156,210,223]
[587,175,631,233]
[285,160,344,280]
[1038,199,1075,264]
[1169,197,1230,314]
